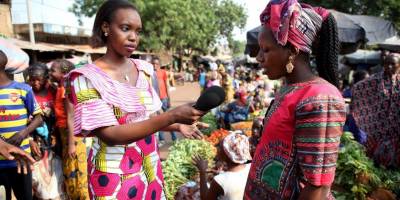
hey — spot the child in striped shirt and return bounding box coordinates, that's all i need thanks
[0,50,43,199]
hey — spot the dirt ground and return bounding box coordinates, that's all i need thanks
[159,82,201,160]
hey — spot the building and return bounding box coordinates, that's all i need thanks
[0,0,13,37]
[10,0,94,44]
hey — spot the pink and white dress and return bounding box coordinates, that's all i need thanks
[67,59,165,199]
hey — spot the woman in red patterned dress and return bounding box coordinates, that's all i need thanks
[244,0,346,199]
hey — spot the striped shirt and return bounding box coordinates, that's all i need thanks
[0,81,41,168]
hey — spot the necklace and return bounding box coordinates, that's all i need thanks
[124,74,130,82]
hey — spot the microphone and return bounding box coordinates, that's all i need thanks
[193,86,226,111]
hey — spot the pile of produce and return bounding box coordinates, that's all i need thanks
[205,129,229,146]
[162,139,216,200]
[230,121,253,137]
[334,132,400,200]
[199,113,218,136]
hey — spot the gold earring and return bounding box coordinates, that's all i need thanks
[286,56,294,73]
[104,32,108,37]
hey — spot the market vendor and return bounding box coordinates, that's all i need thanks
[352,53,400,169]
[244,0,346,199]
[216,91,249,129]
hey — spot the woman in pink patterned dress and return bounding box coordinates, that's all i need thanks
[244,1,346,199]
[66,1,205,199]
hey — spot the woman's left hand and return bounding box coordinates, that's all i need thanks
[178,122,209,139]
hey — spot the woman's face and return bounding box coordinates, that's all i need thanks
[103,8,142,57]
[256,26,291,80]
[384,55,400,76]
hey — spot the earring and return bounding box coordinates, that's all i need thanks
[104,32,108,37]
[286,56,294,73]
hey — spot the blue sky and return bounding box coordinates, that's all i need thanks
[232,0,270,41]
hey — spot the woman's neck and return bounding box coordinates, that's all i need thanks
[285,55,317,84]
[99,47,129,70]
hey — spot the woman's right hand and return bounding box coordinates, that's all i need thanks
[193,155,208,172]
[168,103,205,124]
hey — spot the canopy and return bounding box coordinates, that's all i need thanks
[0,37,30,74]
[377,37,400,52]
[245,10,397,56]
[343,50,381,65]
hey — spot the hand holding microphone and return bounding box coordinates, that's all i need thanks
[168,86,226,125]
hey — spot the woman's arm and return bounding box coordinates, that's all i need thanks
[194,156,223,200]
[65,98,77,158]
[94,104,204,146]
[298,184,330,200]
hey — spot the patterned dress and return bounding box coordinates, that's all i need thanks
[244,78,346,200]
[67,59,165,199]
[351,72,400,168]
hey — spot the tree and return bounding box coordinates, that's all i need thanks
[229,40,246,57]
[70,0,247,54]
[301,0,400,29]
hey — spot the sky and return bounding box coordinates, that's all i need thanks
[232,0,270,41]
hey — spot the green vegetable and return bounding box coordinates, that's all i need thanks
[333,132,400,199]
[162,139,216,200]
[199,113,218,136]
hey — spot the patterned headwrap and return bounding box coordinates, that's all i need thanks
[260,0,330,53]
[222,132,252,164]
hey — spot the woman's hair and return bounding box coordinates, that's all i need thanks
[0,50,7,69]
[314,14,340,87]
[28,62,49,78]
[91,0,138,48]
[51,59,75,74]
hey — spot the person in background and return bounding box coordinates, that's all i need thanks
[351,53,400,168]
[194,133,252,200]
[27,63,55,158]
[342,70,369,144]
[219,66,234,103]
[0,50,43,200]
[50,59,89,199]
[245,1,346,199]
[198,67,207,92]
[152,57,177,144]
[342,70,369,98]
[249,117,263,157]
[167,65,176,88]
[217,91,249,129]
[207,62,221,87]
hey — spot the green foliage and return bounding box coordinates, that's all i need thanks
[71,0,247,53]
[334,132,400,199]
[199,112,218,136]
[229,39,246,57]
[162,139,216,200]
[301,0,400,29]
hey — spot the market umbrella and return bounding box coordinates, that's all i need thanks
[377,37,400,52]
[244,26,262,57]
[245,10,397,56]
[0,37,30,74]
[344,50,381,65]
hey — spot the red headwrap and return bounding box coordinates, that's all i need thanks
[260,0,330,53]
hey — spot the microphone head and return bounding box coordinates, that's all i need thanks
[194,86,226,111]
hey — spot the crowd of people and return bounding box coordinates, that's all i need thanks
[0,0,398,200]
